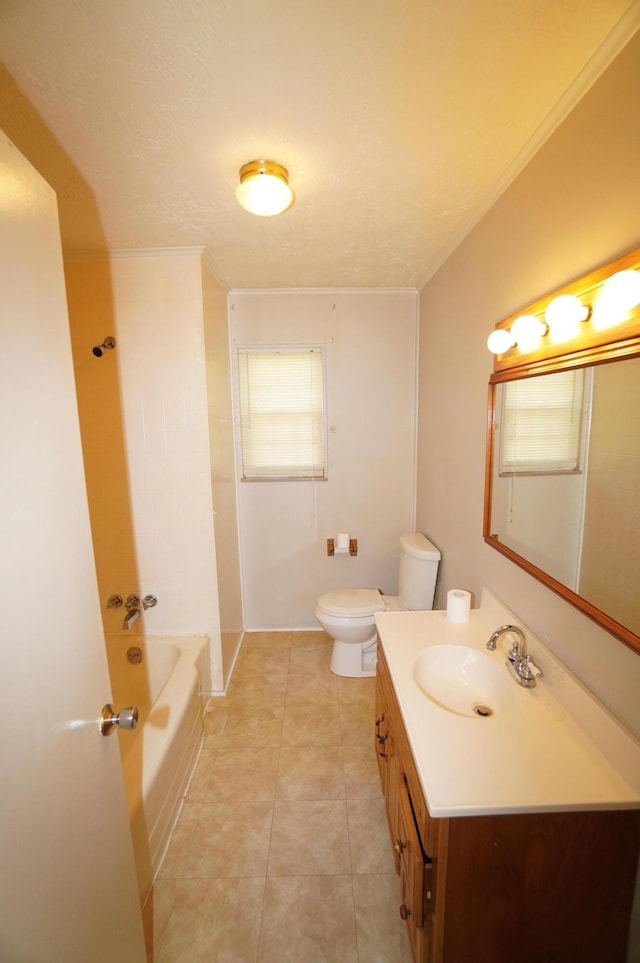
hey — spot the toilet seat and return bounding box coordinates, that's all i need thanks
[316,588,385,618]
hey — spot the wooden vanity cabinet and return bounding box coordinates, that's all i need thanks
[375,644,640,963]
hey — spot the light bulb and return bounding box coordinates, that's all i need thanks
[592,269,640,329]
[487,328,515,355]
[510,314,546,352]
[545,295,589,343]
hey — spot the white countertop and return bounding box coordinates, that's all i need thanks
[375,590,640,818]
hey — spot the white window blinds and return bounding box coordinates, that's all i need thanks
[500,368,585,474]
[237,348,326,480]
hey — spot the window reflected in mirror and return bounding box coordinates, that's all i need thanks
[488,356,640,642]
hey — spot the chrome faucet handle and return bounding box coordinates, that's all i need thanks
[524,655,543,679]
[125,594,140,611]
[142,594,158,609]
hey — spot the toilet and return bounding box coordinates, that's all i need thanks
[315,533,441,678]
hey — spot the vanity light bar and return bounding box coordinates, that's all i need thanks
[487,263,640,356]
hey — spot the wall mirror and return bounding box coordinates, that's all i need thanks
[484,247,640,655]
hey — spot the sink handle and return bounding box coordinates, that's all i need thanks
[525,656,543,679]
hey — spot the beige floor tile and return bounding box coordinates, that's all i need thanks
[202,700,229,750]
[156,876,264,962]
[267,800,351,876]
[281,702,342,747]
[233,646,291,680]
[288,644,333,672]
[184,801,274,878]
[285,667,339,707]
[185,749,218,801]
[204,746,280,801]
[337,674,377,707]
[348,797,396,875]
[288,630,332,649]
[226,674,288,709]
[223,703,285,747]
[243,630,295,649]
[257,875,358,963]
[276,746,345,800]
[343,743,384,799]
[158,802,202,879]
[339,700,375,746]
[153,631,407,960]
[353,873,413,963]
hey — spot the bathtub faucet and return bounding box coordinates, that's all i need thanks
[123,607,141,630]
[123,594,141,630]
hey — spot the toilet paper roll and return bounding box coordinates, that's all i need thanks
[336,532,350,551]
[447,589,471,623]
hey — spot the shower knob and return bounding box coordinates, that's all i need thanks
[99,703,139,736]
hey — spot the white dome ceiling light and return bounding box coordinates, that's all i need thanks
[236,160,294,216]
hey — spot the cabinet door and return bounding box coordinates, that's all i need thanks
[397,775,428,961]
[374,683,388,789]
[375,675,401,863]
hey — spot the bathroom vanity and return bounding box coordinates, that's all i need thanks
[374,592,640,963]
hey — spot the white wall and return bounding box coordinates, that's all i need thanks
[230,289,418,629]
[66,250,223,692]
[416,29,640,738]
[202,256,243,685]
[491,448,585,588]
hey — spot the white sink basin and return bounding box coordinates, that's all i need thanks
[413,645,514,717]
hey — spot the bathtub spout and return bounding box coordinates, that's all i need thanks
[123,607,141,630]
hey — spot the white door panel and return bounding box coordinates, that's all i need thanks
[0,132,145,962]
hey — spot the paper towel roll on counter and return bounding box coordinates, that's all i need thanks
[446,589,471,622]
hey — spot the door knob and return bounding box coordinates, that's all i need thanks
[99,703,139,736]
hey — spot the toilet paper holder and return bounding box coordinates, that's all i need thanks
[327,537,358,557]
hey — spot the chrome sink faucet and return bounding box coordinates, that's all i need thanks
[486,624,542,689]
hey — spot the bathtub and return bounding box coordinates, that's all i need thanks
[106,633,208,902]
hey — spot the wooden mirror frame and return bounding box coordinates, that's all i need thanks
[484,246,640,655]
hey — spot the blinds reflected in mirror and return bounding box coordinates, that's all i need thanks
[499,369,587,474]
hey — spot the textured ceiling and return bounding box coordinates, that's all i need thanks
[0,0,637,288]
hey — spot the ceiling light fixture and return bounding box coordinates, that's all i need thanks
[236,160,293,216]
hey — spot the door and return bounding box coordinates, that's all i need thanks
[0,132,146,961]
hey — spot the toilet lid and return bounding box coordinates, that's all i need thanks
[317,588,385,617]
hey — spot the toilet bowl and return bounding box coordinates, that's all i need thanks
[315,589,387,677]
[315,533,441,678]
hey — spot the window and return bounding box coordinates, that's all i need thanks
[237,347,326,480]
[499,368,585,475]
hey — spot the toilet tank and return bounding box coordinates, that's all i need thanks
[397,533,441,610]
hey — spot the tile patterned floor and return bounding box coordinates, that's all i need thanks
[143,630,413,962]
